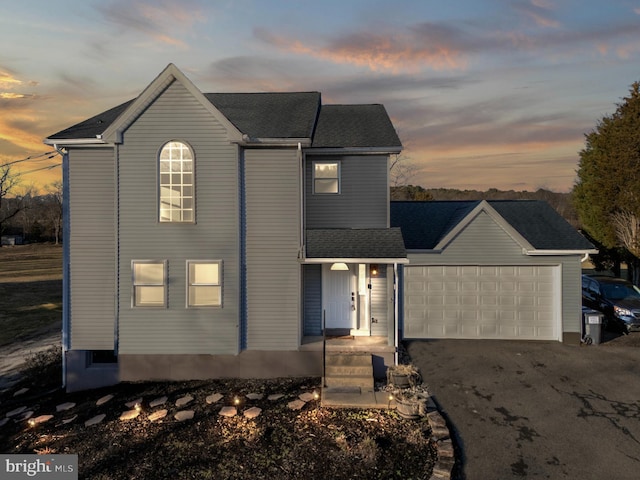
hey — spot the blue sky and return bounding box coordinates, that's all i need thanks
[1,0,640,192]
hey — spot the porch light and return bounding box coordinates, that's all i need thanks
[370,264,379,277]
[330,262,349,271]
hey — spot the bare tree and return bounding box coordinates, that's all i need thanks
[389,154,420,188]
[45,181,63,244]
[0,164,23,244]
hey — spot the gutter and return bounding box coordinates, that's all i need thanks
[44,137,107,146]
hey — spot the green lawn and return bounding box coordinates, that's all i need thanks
[0,243,62,345]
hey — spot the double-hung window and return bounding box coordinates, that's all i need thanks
[132,260,167,307]
[187,261,222,307]
[159,141,194,222]
[313,161,340,194]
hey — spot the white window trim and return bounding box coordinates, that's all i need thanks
[132,260,167,308]
[312,160,341,194]
[186,260,223,308]
[158,140,196,223]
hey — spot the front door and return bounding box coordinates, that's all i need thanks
[323,264,356,329]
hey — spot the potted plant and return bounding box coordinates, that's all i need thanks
[394,390,428,420]
[386,363,421,389]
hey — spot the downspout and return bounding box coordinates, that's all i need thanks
[54,144,70,389]
[298,142,305,344]
[394,262,399,365]
[114,144,120,358]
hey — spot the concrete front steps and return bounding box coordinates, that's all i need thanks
[324,352,374,390]
[322,353,394,408]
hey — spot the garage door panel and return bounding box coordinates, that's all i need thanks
[404,265,559,340]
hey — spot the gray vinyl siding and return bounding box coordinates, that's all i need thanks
[245,148,301,350]
[68,147,116,350]
[405,211,583,335]
[303,264,322,336]
[117,80,240,355]
[305,155,388,228]
[370,264,388,336]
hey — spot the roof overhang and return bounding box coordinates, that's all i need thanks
[43,137,108,146]
[308,146,402,155]
[239,137,312,147]
[304,257,409,264]
[525,249,599,256]
[305,228,407,263]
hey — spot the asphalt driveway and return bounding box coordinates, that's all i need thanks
[406,335,640,479]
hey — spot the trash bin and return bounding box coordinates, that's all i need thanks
[582,307,604,345]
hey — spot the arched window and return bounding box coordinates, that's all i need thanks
[159,141,194,222]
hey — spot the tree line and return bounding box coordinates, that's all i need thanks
[0,164,62,245]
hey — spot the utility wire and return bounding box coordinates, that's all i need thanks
[18,163,62,176]
[1,150,59,168]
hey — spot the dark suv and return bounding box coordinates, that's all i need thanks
[582,275,640,334]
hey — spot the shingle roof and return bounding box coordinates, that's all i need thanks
[48,100,134,140]
[47,92,401,150]
[391,200,595,251]
[312,104,402,149]
[204,92,320,139]
[306,228,407,259]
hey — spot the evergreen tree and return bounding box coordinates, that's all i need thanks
[573,82,640,280]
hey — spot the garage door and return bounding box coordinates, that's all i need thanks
[404,265,559,340]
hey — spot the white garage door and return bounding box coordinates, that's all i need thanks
[404,265,560,340]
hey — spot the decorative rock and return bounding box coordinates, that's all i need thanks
[287,399,305,411]
[33,414,54,425]
[246,393,263,400]
[437,439,455,458]
[56,402,76,412]
[219,406,237,417]
[85,414,106,427]
[13,387,29,397]
[62,415,77,424]
[431,426,450,441]
[149,396,167,408]
[119,409,140,421]
[299,392,317,402]
[243,407,262,419]
[6,406,27,417]
[125,398,143,408]
[96,394,114,406]
[267,394,284,401]
[206,393,223,404]
[427,411,447,429]
[174,410,194,422]
[148,410,168,422]
[175,395,194,407]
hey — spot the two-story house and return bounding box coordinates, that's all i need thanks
[45,64,407,392]
[46,64,596,393]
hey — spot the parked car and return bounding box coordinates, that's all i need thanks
[582,275,640,334]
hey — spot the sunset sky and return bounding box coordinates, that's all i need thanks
[1,0,640,193]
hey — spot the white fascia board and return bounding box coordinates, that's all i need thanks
[44,138,108,146]
[525,249,599,256]
[303,257,409,264]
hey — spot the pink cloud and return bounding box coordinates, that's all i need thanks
[255,28,468,73]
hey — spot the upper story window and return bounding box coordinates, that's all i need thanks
[313,161,340,194]
[159,141,194,222]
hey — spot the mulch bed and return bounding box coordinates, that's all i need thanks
[1,375,437,479]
